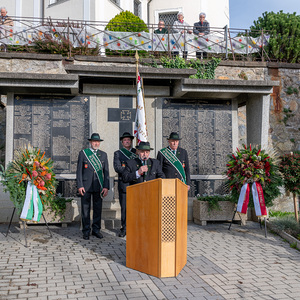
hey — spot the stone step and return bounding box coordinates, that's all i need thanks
[102,200,120,209]
[102,207,121,219]
[102,218,121,230]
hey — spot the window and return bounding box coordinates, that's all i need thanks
[111,0,120,6]
[49,0,68,5]
[134,0,141,17]
[158,12,178,26]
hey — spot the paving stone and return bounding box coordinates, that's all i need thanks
[1,222,300,299]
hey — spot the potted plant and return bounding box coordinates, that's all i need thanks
[193,194,247,226]
[279,151,300,222]
[0,145,72,223]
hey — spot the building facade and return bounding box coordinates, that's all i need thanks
[1,0,229,29]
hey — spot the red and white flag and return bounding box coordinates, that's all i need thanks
[134,71,148,144]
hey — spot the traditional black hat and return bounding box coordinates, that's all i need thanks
[136,141,153,150]
[88,133,103,141]
[120,132,134,141]
[167,132,181,140]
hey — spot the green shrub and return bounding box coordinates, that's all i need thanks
[105,10,148,57]
[196,194,235,212]
[269,216,300,240]
[158,56,221,79]
[269,210,294,218]
[105,11,148,33]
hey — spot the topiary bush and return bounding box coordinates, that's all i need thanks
[105,10,148,57]
[105,10,148,33]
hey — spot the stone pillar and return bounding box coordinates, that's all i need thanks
[5,92,14,167]
[246,94,270,149]
[231,98,239,151]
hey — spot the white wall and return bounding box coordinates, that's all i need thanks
[45,0,84,20]
[95,0,122,24]
[149,0,229,29]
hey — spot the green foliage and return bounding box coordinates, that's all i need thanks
[286,86,294,95]
[189,57,221,79]
[160,55,187,69]
[238,71,248,80]
[0,164,27,213]
[0,145,71,220]
[50,193,73,221]
[279,151,300,195]
[250,11,300,63]
[105,11,148,33]
[269,216,300,241]
[269,210,294,218]
[159,56,221,79]
[196,194,235,212]
[290,242,298,249]
[105,10,148,57]
[282,108,294,125]
[7,34,99,56]
[286,86,298,95]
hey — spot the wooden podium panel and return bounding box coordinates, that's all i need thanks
[126,178,188,278]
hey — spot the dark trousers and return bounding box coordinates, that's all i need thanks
[81,191,102,235]
[172,51,188,59]
[119,190,126,231]
[196,51,207,59]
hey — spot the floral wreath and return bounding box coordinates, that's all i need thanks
[226,144,282,209]
[1,145,57,216]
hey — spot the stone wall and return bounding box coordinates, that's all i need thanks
[268,67,300,154]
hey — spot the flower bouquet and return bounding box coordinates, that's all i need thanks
[1,145,57,222]
[226,144,282,216]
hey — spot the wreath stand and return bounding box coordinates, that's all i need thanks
[5,207,53,247]
[228,210,267,238]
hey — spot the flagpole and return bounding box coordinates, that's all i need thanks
[135,51,139,147]
[141,76,148,138]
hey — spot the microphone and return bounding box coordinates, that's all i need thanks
[142,159,148,180]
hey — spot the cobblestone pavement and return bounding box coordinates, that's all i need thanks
[1,221,300,300]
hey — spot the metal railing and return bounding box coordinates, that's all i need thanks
[0,16,270,60]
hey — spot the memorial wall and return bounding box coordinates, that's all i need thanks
[162,99,232,196]
[13,95,90,196]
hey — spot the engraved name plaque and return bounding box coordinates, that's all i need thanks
[14,95,90,175]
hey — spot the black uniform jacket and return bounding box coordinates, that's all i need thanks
[76,149,110,192]
[157,147,191,186]
[113,148,136,193]
[122,157,165,185]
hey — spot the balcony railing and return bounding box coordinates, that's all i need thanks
[0,16,270,60]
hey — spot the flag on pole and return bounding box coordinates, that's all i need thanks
[134,68,148,144]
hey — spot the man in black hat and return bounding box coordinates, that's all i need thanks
[157,132,191,190]
[113,132,137,237]
[76,133,110,240]
[122,141,165,185]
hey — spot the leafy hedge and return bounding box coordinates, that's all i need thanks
[105,10,148,33]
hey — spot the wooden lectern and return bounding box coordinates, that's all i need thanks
[126,178,188,278]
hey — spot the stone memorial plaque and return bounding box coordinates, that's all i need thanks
[14,95,89,175]
[162,99,232,196]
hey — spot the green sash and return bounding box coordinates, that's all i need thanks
[119,148,137,160]
[159,147,186,184]
[83,148,104,189]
